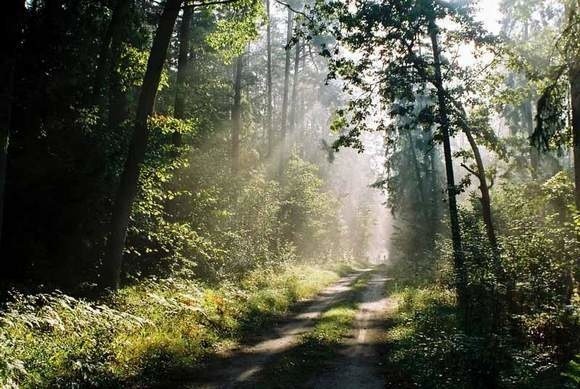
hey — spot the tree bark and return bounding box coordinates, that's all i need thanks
[0,0,25,246]
[108,0,133,131]
[524,98,540,177]
[265,0,273,155]
[428,19,467,315]
[406,130,428,219]
[289,38,300,134]
[102,0,183,290]
[298,42,306,148]
[232,55,243,174]
[280,8,293,140]
[571,58,580,210]
[93,0,131,103]
[522,21,540,178]
[173,4,194,146]
[463,127,498,250]
[425,129,440,224]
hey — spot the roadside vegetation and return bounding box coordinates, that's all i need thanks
[0,262,359,387]
[251,271,372,388]
[303,0,580,387]
[382,177,580,388]
[1,0,579,387]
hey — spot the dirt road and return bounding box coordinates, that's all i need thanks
[306,273,394,388]
[184,269,393,389]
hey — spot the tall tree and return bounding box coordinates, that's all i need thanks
[93,0,132,106]
[568,1,580,209]
[289,38,301,134]
[0,0,25,245]
[102,0,183,290]
[173,4,194,146]
[531,0,580,209]
[232,54,243,173]
[572,55,580,210]
[427,18,467,311]
[280,8,293,140]
[265,0,273,155]
[107,0,134,131]
[308,0,506,316]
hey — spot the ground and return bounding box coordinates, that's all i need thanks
[181,267,394,389]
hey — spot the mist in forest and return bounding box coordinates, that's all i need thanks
[0,0,578,387]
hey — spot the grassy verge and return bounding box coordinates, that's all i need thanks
[251,271,372,388]
[382,285,579,388]
[0,262,358,388]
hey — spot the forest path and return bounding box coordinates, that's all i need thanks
[306,272,395,389]
[182,268,394,389]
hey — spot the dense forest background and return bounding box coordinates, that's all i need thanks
[0,0,578,387]
[0,0,388,294]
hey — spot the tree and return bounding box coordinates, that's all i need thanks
[280,8,293,140]
[498,0,563,179]
[102,0,183,290]
[0,0,25,245]
[289,38,301,133]
[265,0,273,155]
[173,4,194,146]
[565,0,580,209]
[307,0,502,314]
[232,54,243,173]
[504,0,580,208]
[93,0,134,131]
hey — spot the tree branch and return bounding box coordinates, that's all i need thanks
[273,0,313,22]
[460,163,480,179]
[185,0,241,8]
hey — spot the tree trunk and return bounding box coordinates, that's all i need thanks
[102,0,183,290]
[571,58,580,210]
[289,38,300,134]
[428,19,467,315]
[108,0,133,131]
[0,0,25,246]
[463,127,498,250]
[265,0,273,155]
[280,8,293,141]
[425,129,441,224]
[298,42,306,151]
[524,99,540,177]
[232,55,243,174]
[522,21,540,178]
[173,4,194,146]
[93,0,131,103]
[406,130,428,219]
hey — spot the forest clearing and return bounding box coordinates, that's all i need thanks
[0,0,579,387]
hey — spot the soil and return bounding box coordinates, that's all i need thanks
[181,269,394,389]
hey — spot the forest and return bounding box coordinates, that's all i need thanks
[0,0,578,387]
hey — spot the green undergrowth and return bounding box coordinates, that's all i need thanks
[252,271,372,388]
[0,262,359,388]
[383,285,579,388]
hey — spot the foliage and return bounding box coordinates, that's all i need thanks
[395,171,580,387]
[280,156,342,259]
[206,0,265,61]
[384,283,577,388]
[250,271,371,387]
[0,263,350,387]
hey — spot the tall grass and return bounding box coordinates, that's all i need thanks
[0,263,350,387]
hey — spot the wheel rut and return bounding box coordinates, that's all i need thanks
[184,272,362,389]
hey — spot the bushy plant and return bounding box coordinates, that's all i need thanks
[280,156,343,259]
[0,263,347,387]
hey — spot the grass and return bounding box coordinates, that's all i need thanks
[250,271,372,388]
[381,285,579,388]
[0,262,357,388]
